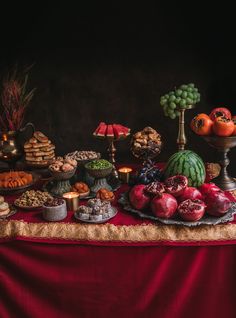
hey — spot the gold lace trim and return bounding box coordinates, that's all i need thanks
[1,220,236,243]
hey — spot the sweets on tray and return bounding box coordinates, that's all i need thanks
[0,171,33,188]
[0,196,10,216]
[130,127,162,160]
[71,182,90,197]
[65,151,100,161]
[96,188,115,201]
[77,198,114,221]
[49,157,77,172]
[24,131,56,166]
[15,190,53,208]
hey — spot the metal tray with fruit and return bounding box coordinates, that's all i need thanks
[119,192,236,227]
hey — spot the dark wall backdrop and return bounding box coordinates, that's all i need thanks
[1,2,236,174]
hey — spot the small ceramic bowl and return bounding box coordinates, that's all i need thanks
[42,199,67,221]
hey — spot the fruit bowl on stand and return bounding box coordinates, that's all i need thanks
[93,122,131,189]
[160,83,200,151]
[85,160,113,194]
[202,135,236,190]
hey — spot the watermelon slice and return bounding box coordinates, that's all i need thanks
[93,122,106,136]
[112,124,124,139]
[96,123,107,137]
[120,125,130,137]
[106,124,114,138]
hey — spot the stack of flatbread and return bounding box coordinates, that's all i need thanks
[24,131,56,166]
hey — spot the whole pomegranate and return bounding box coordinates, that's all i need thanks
[178,187,203,203]
[145,181,165,197]
[205,191,232,216]
[165,175,188,197]
[129,184,150,210]
[151,193,177,219]
[198,183,220,199]
[178,199,206,221]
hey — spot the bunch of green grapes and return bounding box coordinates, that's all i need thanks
[160,83,201,119]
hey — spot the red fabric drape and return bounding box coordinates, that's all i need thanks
[1,241,236,318]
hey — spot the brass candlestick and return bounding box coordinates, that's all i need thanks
[107,138,119,179]
[177,105,195,151]
[203,135,236,190]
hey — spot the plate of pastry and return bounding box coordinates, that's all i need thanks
[71,182,93,199]
[0,171,40,195]
[74,198,118,223]
[14,190,53,210]
[0,196,17,219]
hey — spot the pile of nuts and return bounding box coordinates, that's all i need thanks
[130,127,162,160]
[49,157,77,173]
[15,190,53,207]
[65,151,100,161]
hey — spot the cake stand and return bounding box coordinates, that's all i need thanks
[203,135,236,190]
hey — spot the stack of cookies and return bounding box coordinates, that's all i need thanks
[24,131,56,167]
[0,196,10,217]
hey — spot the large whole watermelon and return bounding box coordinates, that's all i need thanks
[163,150,205,187]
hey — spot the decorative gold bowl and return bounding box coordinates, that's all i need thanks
[202,135,236,190]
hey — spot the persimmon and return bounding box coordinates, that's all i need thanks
[232,115,236,136]
[190,113,213,136]
[209,107,232,121]
[212,116,235,136]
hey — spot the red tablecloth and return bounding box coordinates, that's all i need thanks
[1,164,236,318]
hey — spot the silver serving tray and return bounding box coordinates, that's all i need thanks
[0,172,41,195]
[74,207,118,224]
[118,192,236,227]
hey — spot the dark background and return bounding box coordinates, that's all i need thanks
[1,2,236,174]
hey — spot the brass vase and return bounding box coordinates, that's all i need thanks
[0,123,34,169]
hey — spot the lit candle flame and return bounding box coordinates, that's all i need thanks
[118,167,132,173]
[62,192,79,199]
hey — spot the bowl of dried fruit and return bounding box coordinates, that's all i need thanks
[42,198,67,221]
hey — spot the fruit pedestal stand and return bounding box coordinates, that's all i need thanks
[203,135,236,190]
[160,83,200,152]
[106,138,120,181]
[177,104,195,151]
[93,123,130,187]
